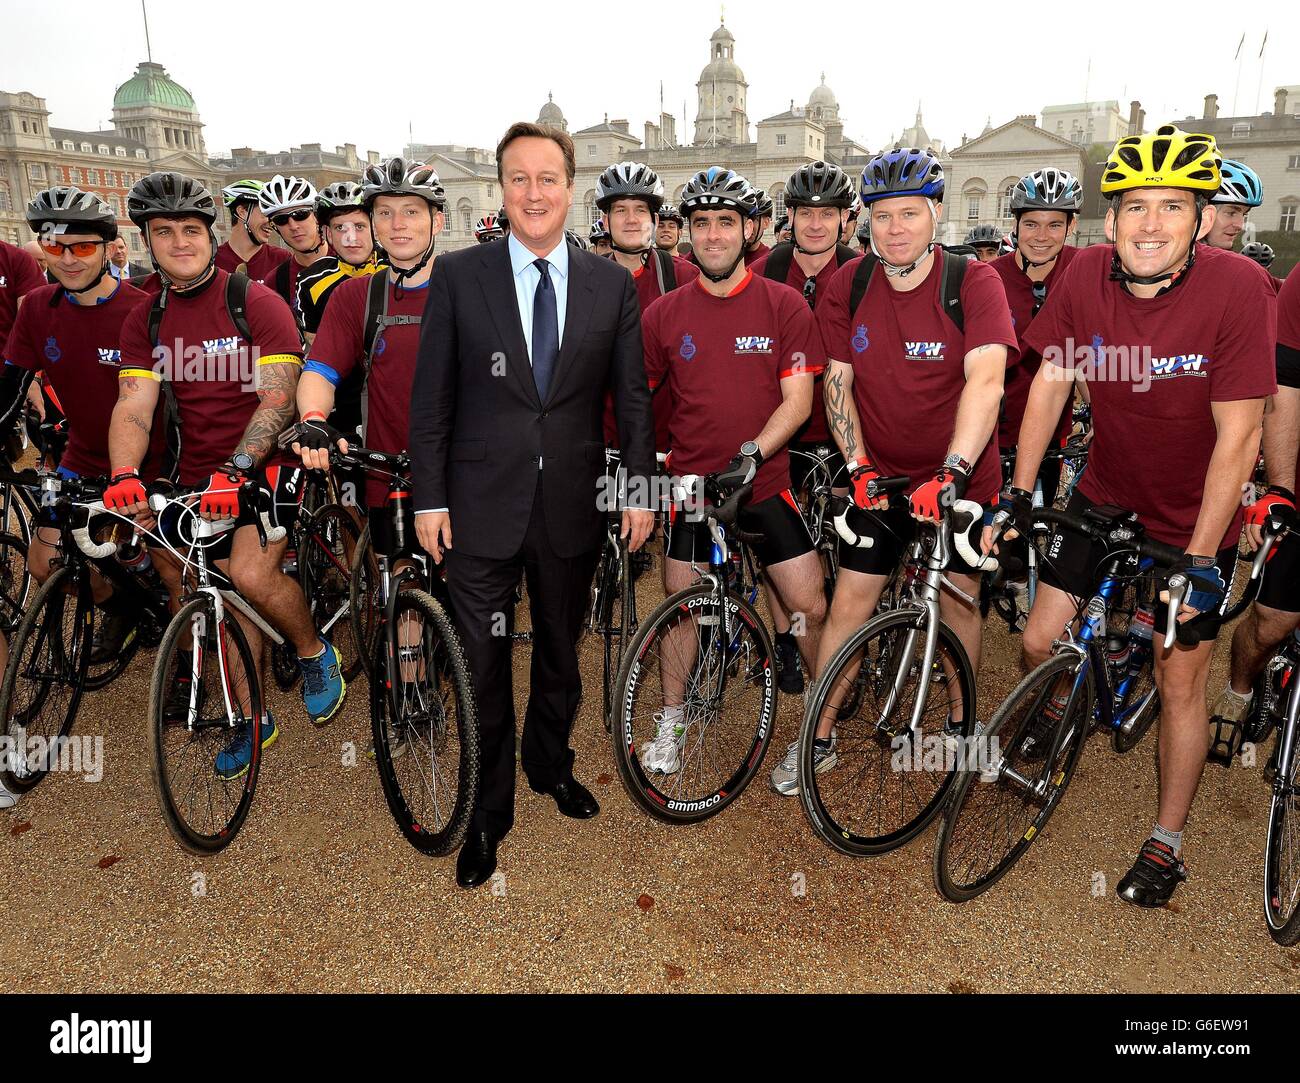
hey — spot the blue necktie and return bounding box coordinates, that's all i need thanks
[531,258,558,401]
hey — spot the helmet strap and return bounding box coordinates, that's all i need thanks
[64,251,113,296]
[1110,204,1202,295]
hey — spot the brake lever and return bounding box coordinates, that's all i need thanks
[1162,573,1189,651]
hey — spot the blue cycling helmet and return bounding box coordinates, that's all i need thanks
[859,147,944,207]
[1213,159,1263,207]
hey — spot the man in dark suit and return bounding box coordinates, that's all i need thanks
[410,121,656,889]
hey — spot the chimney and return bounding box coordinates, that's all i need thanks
[1128,100,1141,136]
[367,150,379,165]
[644,121,659,149]
[610,118,629,134]
[661,112,676,147]
[231,146,252,159]
[1276,87,1289,125]
[1138,108,1146,133]
[1203,94,1218,120]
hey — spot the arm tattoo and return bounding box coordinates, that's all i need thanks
[235,362,299,467]
[117,376,139,401]
[124,413,151,435]
[825,368,859,460]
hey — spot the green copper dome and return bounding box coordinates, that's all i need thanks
[113,62,197,112]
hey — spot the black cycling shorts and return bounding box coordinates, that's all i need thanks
[666,489,813,568]
[1038,489,1237,640]
[1256,529,1300,615]
[836,502,992,577]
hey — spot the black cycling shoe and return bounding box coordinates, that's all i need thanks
[89,609,137,666]
[1117,838,1188,908]
[775,634,804,696]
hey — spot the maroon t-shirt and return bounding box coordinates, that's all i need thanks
[751,247,850,445]
[817,249,1018,506]
[643,271,825,504]
[215,240,290,287]
[308,272,425,506]
[743,241,770,268]
[1269,274,1285,296]
[1275,268,1300,486]
[1024,243,1277,549]
[4,281,153,477]
[992,244,1080,448]
[602,255,700,451]
[118,269,303,484]
[0,240,47,343]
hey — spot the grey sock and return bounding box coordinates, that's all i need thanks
[1151,822,1183,856]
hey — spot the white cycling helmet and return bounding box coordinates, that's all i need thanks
[258,174,318,217]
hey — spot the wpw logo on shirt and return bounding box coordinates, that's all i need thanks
[203,336,242,356]
[904,341,946,361]
[734,336,774,355]
[1149,353,1210,379]
[97,347,121,366]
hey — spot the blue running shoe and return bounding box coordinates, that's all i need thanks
[215,710,279,781]
[299,639,347,725]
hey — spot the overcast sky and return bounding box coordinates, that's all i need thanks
[3,0,1293,158]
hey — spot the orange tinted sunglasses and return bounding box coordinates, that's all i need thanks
[40,239,107,259]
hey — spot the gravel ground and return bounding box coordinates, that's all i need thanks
[3,552,1299,994]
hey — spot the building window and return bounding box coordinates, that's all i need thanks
[20,120,27,134]
[62,139,73,151]
[776,133,786,147]
[1282,203,1298,232]
[27,162,45,183]
[98,144,109,155]
[967,197,980,221]
[461,208,472,234]
[587,144,597,157]
[116,146,127,158]
[771,187,785,222]
[999,184,1016,220]
[135,150,146,159]
[0,183,10,212]
[1289,154,1300,170]
[1231,122,1252,137]
[80,142,91,153]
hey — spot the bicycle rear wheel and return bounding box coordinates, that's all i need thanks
[1264,720,1300,944]
[611,583,776,823]
[0,530,30,632]
[0,566,92,794]
[148,594,263,854]
[799,608,975,856]
[300,504,363,682]
[934,652,1093,902]
[371,589,479,856]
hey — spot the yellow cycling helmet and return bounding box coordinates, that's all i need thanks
[1101,124,1221,196]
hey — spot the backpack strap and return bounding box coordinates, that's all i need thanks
[652,247,677,293]
[936,248,968,335]
[224,271,254,344]
[146,287,181,483]
[759,241,795,285]
[833,242,858,267]
[849,253,879,317]
[361,270,389,371]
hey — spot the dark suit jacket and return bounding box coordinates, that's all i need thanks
[409,238,655,560]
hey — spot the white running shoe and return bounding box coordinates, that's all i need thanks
[641,707,686,774]
[769,732,837,796]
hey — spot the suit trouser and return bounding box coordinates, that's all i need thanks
[445,475,600,840]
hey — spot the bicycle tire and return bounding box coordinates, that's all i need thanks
[371,588,479,856]
[300,503,363,682]
[148,594,264,854]
[1265,722,1300,944]
[610,583,776,824]
[0,530,31,632]
[349,520,380,682]
[0,565,93,794]
[799,608,975,857]
[83,592,157,692]
[933,652,1093,902]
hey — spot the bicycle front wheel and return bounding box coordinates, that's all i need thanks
[148,594,264,854]
[301,504,363,682]
[349,521,381,681]
[0,566,93,794]
[1265,723,1300,943]
[611,583,776,824]
[799,608,975,857]
[371,589,479,856]
[934,652,1093,902]
[0,530,31,632]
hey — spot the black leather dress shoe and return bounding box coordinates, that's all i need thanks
[545,777,600,819]
[456,829,498,889]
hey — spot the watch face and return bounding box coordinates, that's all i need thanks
[231,454,255,473]
[741,442,759,458]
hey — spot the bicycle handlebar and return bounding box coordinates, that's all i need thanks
[832,475,909,549]
[147,481,286,548]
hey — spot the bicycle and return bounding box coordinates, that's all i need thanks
[932,504,1277,902]
[327,442,479,856]
[796,478,995,856]
[610,474,773,823]
[788,442,848,597]
[0,468,170,796]
[1253,624,1300,943]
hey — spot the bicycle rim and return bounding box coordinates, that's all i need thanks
[1265,725,1300,943]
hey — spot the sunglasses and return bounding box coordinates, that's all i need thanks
[271,209,314,227]
[1031,280,1048,316]
[41,239,107,259]
[802,275,818,310]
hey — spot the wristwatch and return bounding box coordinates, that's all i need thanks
[943,452,972,475]
[227,452,255,475]
[740,440,763,465]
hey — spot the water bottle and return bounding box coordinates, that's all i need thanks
[1105,632,1130,672]
[118,537,152,575]
[1125,604,1155,678]
[281,548,298,575]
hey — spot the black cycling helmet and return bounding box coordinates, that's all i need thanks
[785,161,855,209]
[361,157,446,210]
[595,161,665,214]
[127,171,217,228]
[658,202,683,225]
[1241,241,1274,268]
[316,180,365,223]
[750,190,774,220]
[965,224,1003,247]
[679,167,755,218]
[27,186,118,241]
[1010,167,1084,214]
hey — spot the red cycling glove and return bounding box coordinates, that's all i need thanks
[201,466,247,519]
[104,469,146,511]
[910,467,970,522]
[849,462,887,511]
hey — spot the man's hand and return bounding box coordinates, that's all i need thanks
[292,414,349,473]
[621,508,654,552]
[104,468,148,517]
[715,447,760,497]
[849,461,887,511]
[910,467,969,523]
[200,465,246,522]
[1167,552,1227,624]
[1244,485,1296,551]
[415,511,453,563]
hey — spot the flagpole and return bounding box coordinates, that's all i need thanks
[141,0,153,63]
[1254,30,1268,115]
[1231,32,1245,115]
